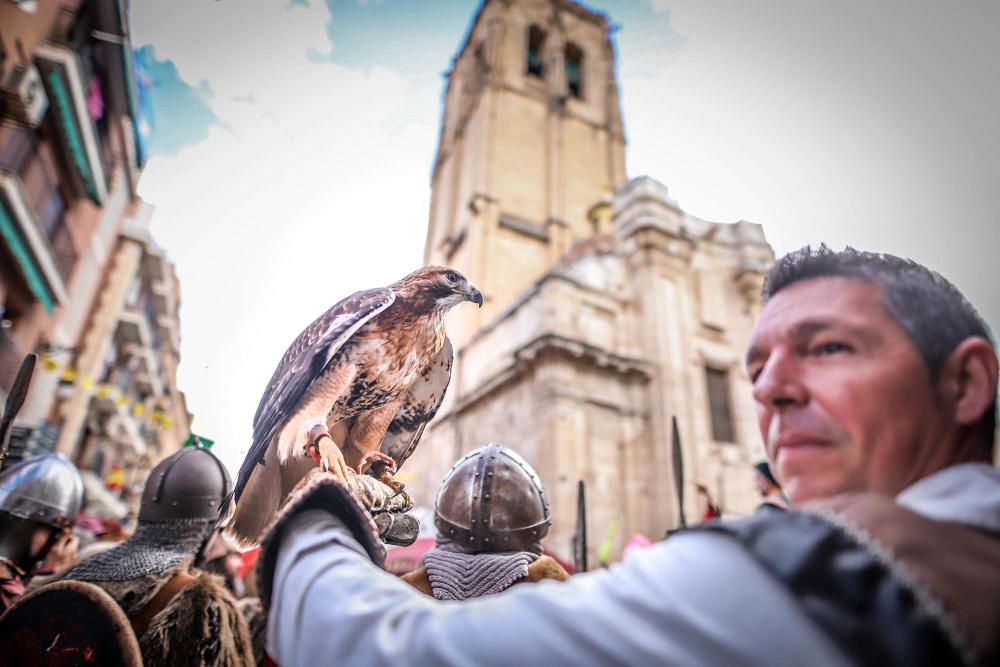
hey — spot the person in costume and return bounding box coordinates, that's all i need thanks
[258,246,1000,667]
[0,453,83,611]
[65,445,253,667]
[401,443,569,599]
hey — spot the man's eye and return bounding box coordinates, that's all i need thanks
[815,342,851,355]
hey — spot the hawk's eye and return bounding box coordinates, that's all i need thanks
[445,271,458,283]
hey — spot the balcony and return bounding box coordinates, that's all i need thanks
[103,362,133,398]
[115,310,164,399]
[0,166,70,314]
[157,313,180,353]
[44,1,146,190]
[0,123,80,288]
[91,398,147,457]
[33,36,109,205]
[117,307,150,348]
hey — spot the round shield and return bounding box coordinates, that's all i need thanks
[0,580,141,666]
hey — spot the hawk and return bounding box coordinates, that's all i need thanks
[227,266,482,544]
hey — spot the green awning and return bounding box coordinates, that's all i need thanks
[43,67,100,203]
[0,197,56,313]
[35,44,107,205]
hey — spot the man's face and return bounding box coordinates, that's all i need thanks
[746,277,950,503]
[29,525,56,560]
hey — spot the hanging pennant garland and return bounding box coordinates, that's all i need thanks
[38,354,176,430]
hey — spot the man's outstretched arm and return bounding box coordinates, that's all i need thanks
[266,509,846,667]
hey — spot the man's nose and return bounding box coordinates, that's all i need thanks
[752,352,807,408]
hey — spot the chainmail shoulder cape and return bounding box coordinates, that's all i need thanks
[67,518,215,582]
[423,542,539,601]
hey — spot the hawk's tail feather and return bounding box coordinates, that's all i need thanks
[226,449,282,546]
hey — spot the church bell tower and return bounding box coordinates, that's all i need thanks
[425,0,627,347]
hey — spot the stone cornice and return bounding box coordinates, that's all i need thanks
[499,213,549,241]
[464,267,627,348]
[440,332,652,422]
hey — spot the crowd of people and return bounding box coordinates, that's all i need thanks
[0,245,995,666]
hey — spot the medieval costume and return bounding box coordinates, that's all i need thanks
[0,453,83,613]
[65,446,253,667]
[400,444,568,600]
[260,462,999,666]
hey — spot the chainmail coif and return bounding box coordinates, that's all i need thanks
[67,518,215,582]
[423,548,538,600]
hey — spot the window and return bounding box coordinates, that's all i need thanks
[527,25,546,78]
[705,367,735,443]
[565,42,584,99]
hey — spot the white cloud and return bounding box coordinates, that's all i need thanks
[129,0,1000,474]
[132,0,435,473]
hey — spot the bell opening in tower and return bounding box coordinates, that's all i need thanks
[527,25,546,78]
[565,42,584,99]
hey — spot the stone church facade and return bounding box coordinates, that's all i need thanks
[405,0,776,562]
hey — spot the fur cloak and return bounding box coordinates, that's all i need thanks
[89,558,254,667]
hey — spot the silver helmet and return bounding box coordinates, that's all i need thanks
[434,443,550,554]
[0,453,83,570]
[0,453,83,530]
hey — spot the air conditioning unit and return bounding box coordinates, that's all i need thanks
[1,62,49,127]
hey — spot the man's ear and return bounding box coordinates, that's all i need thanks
[941,337,999,426]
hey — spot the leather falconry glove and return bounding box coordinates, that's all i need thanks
[256,468,417,609]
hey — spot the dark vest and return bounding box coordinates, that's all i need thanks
[704,494,1000,667]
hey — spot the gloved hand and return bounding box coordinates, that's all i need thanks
[257,467,418,607]
[346,471,419,546]
[344,469,412,515]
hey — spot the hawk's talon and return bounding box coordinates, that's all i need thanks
[357,451,397,477]
[303,425,349,483]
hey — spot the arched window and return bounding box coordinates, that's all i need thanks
[526,25,546,78]
[565,42,584,99]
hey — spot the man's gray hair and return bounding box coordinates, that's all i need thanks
[762,245,996,445]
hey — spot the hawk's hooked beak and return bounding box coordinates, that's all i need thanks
[453,286,484,308]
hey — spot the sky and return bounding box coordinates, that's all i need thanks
[129,0,1000,474]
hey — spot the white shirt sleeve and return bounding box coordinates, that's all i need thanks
[268,510,849,667]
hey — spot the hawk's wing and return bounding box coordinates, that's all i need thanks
[232,287,395,504]
[377,337,453,470]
